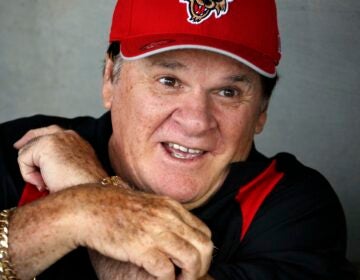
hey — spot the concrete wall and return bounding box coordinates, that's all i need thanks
[257,0,360,262]
[0,0,359,262]
[0,0,115,118]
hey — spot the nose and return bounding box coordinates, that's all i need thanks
[171,90,217,136]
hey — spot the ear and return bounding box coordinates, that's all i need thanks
[102,56,115,110]
[255,110,267,134]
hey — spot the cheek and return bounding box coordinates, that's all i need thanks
[109,89,146,162]
[110,84,172,149]
[220,110,260,159]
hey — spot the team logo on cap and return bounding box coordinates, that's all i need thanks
[180,0,233,24]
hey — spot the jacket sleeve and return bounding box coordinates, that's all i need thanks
[0,120,24,209]
[209,155,358,279]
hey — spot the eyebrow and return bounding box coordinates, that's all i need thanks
[149,59,187,70]
[225,74,252,84]
[148,57,253,83]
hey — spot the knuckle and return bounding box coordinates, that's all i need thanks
[64,129,79,137]
[185,248,201,266]
[203,239,214,257]
[193,229,211,245]
[141,250,174,277]
[161,196,182,209]
[47,124,63,132]
[44,134,59,146]
[18,136,42,154]
[156,230,173,240]
[204,226,212,238]
[49,130,78,145]
[25,128,37,137]
[194,219,212,239]
[155,197,183,217]
[156,263,174,279]
[194,231,213,251]
[17,146,26,156]
[199,241,213,274]
[150,256,171,272]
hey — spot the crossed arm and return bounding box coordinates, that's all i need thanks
[8,125,214,280]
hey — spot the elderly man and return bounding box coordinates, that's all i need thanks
[0,0,357,279]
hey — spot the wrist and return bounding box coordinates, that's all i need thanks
[8,193,81,279]
[67,169,108,189]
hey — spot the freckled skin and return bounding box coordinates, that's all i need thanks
[17,127,107,192]
[10,181,213,279]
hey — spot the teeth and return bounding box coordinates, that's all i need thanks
[179,146,187,152]
[189,148,201,154]
[168,143,203,154]
[173,152,186,159]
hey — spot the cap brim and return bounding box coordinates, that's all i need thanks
[118,34,277,78]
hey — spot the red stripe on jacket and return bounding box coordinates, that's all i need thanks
[18,183,49,206]
[236,159,284,241]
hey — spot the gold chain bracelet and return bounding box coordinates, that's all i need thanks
[0,208,18,280]
[100,176,123,186]
[101,176,134,190]
[0,209,36,280]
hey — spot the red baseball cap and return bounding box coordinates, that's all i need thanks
[109,0,281,78]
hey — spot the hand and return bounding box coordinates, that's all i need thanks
[14,125,107,192]
[89,250,215,280]
[89,249,156,280]
[75,184,213,280]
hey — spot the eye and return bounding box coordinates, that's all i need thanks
[218,88,239,98]
[158,76,180,88]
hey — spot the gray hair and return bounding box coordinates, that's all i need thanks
[111,54,124,83]
[104,42,123,83]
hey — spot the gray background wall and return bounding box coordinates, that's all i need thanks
[0,0,359,262]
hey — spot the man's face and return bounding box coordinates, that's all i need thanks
[103,50,267,209]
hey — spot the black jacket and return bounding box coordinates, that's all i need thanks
[0,113,357,279]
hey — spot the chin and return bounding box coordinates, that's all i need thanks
[153,183,201,203]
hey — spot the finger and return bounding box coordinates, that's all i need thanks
[139,249,175,280]
[26,171,47,191]
[17,148,47,190]
[154,203,213,277]
[155,231,205,280]
[17,136,42,155]
[17,137,45,188]
[181,211,212,239]
[165,199,212,239]
[14,125,63,149]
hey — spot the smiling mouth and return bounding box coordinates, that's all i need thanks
[163,142,205,159]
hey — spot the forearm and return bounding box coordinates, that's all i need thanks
[8,191,79,279]
[5,180,213,280]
